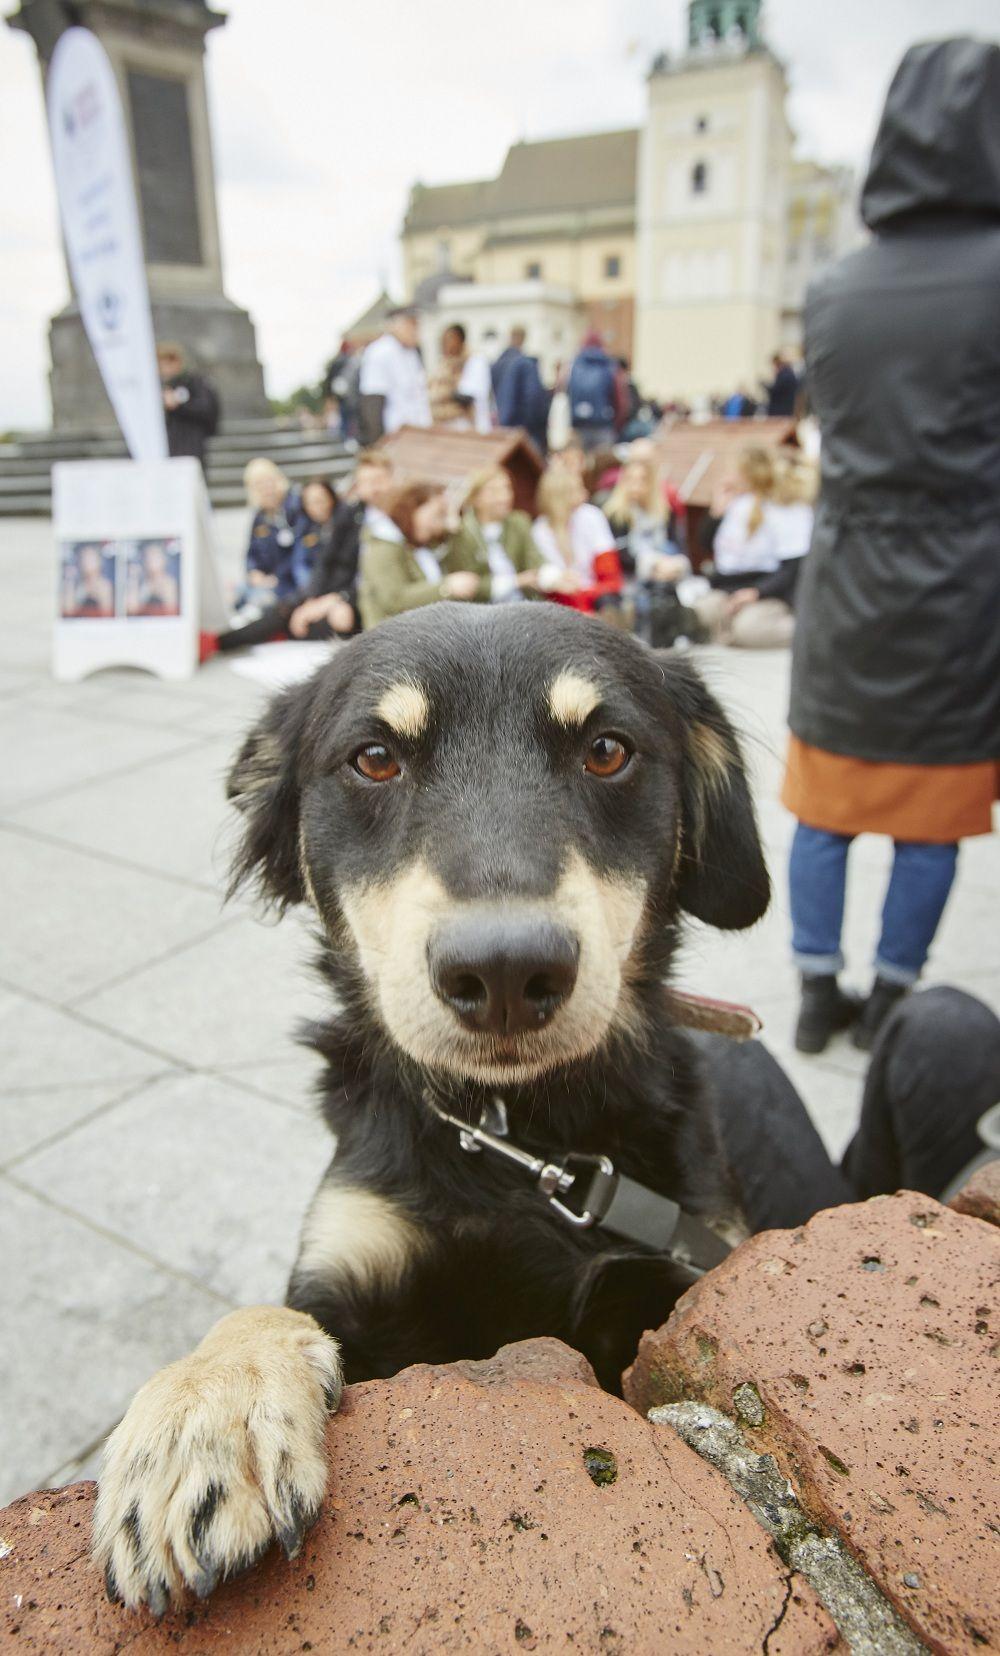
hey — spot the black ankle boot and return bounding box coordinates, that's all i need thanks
[795,975,862,1054]
[853,978,909,1051]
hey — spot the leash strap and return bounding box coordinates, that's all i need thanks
[423,1092,731,1278]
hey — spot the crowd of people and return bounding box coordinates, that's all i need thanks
[199,417,817,664]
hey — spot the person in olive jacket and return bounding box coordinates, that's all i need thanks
[447,467,551,602]
[783,39,1000,1055]
[358,482,481,630]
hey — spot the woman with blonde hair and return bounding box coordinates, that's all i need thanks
[531,467,622,613]
[603,454,688,583]
[233,457,303,620]
[358,481,481,629]
[447,466,550,602]
[711,454,818,648]
[694,445,782,643]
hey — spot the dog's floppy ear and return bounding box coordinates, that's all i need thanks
[226,682,313,910]
[656,656,770,931]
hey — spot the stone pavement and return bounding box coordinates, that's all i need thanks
[1,512,997,1507]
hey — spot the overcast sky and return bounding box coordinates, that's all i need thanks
[1,0,997,428]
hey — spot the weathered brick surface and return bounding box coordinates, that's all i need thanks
[624,1192,999,1656]
[948,1158,1000,1228]
[0,1338,838,1654]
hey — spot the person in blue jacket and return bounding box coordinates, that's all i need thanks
[567,332,618,452]
[233,458,303,620]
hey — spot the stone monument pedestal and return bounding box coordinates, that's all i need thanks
[10,0,269,429]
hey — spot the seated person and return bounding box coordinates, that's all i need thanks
[209,459,396,656]
[234,459,303,619]
[720,456,817,649]
[530,468,623,613]
[357,482,481,629]
[602,455,688,583]
[694,447,782,643]
[447,467,551,602]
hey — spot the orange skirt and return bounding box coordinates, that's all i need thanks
[781,736,999,842]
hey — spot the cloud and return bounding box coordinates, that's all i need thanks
[1,0,997,426]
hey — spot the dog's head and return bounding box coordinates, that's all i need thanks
[228,605,768,1085]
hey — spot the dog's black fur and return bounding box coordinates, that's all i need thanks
[227,602,770,1393]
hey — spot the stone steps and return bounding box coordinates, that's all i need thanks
[0,422,354,515]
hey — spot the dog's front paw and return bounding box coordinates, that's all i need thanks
[93,1306,342,1614]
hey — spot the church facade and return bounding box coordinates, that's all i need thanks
[399,0,858,401]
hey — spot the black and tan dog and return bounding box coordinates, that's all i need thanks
[93,602,770,1612]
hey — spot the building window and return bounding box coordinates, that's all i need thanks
[604,253,621,279]
[691,160,709,195]
[695,114,709,132]
[525,260,542,279]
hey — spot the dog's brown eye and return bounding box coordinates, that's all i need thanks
[353,744,400,782]
[585,735,631,777]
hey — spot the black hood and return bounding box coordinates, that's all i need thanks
[861,38,1000,229]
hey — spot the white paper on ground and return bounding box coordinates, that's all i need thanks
[226,641,337,689]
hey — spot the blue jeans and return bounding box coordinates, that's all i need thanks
[789,824,958,985]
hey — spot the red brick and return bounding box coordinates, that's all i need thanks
[624,1192,999,1655]
[0,1338,838,1654]
[948,1158,1000,1228]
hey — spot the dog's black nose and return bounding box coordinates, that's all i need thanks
[429,917,580,1035]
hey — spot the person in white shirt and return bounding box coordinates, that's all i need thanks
[531,468,623,613]
[358,308,431,446]
[428,324,494,433]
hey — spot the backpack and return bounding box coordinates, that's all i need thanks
[569,353,616,427]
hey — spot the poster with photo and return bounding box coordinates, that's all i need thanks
[59,539,117,618]
[124,537,182,618]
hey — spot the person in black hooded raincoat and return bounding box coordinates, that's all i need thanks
[782,38,1000,1056]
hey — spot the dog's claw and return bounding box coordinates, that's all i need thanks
[104,1563,122,1605]
[146,1577,170,1619]
[191,1563,221,1600]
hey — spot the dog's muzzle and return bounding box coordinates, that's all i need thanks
[428,916,580,1036]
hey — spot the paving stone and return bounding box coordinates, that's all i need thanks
[0,1338,839,1654]
[14,1072,332,1304]
[0,829,227,1005]
[0,1178,223,1507]
[0,1077,162,1170]
[0,987,158,1093]
[0,701,194,812]
[75,910,328,1068]
[624,1191,1000,1654]
[11,735,242,889]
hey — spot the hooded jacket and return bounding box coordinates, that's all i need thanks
[789,39,1000,766]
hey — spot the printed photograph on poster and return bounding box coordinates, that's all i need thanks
[59,539,117,618]
[125,537,182,617]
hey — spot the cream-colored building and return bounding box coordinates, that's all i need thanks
[396,0,859,401]
[403,130,638,362]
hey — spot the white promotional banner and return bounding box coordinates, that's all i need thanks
[47,27,167,461]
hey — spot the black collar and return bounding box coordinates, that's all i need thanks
[422,1090,731,1279]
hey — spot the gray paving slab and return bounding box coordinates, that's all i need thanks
[0,985,162,1092]
[14,1072,332,1305]
[0,826,229,1005]
[215,1051,327,1113]
[10,734,242,889]
[75,908,329,1069]
[0,699,199,812]
[1,1076,171,1170]
[0,1176,225,1505]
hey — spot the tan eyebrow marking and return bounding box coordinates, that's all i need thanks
[376,680,430,740]
[547,670,602,728]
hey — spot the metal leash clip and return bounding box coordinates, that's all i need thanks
[423,1090,616,1228]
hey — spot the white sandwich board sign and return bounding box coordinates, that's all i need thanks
[53,458,227,682]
